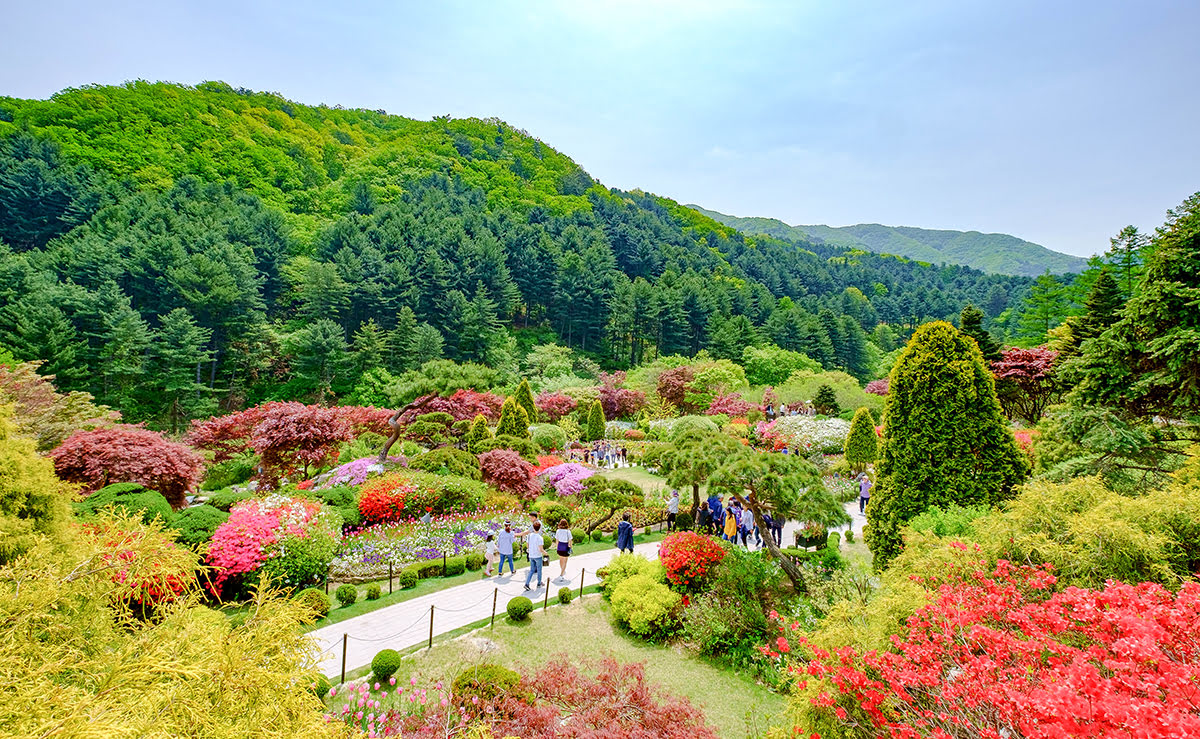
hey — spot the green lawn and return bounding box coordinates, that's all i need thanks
[598,465,671,494]
[342,596,788,738]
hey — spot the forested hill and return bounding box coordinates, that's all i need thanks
[0,81,1031,429]
[691,206,1088,277]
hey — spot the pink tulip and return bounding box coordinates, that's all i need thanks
[389,676,396,686]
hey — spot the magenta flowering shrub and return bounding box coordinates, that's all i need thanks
[314,455,404,490]
[705,393,754,417]
[541,462,595,496]
[206,494,340,591]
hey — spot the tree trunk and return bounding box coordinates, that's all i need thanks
[377,407,405,463]
[733,491,805,592]
[690,483,701,518]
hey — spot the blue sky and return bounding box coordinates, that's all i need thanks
[3,0,1197,257]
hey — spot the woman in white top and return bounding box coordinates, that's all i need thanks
[554,519,573,581]
[484,534,498,576]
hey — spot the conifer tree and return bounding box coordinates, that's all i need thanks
[464,413,492,452]
[958,304,1001,361]
[496,397,530,439]
[843,406,879,473]
[513,378,538,424]
[1077,268,1123,341]
[867,321,1027,569]
[813,384,841,416]
[585,400,606,442]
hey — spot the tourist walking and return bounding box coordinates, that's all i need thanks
[484,534,498,576]
[496,522,516,575]
[707,494,723,536]
[616,512,634,553]
[524,521,545,591]
[667,489,679,531]
[858,473,872,515]
[723,502,738,542]
[697,502,711,534]
[554,519,573,581]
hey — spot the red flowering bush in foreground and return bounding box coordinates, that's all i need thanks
[356,476,433,525]
[658,531,727,592]
[340,656,719,738]
[51,425,204,508]
[772,557,1200,739]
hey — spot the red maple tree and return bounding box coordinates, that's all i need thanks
[51,425,204,508]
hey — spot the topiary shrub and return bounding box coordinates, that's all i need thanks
[207,487,252,512]
[294,587,331,619]
[75,483,173,525]
[452,663,526,706]
[371,648,402,683]
[570,528,587,546]
[444,556,466,576]
[610,574,681,641]
[530,423,569,452]
[398,567,418,589]
[826,531,841,550]
[408,448,481,480]
[312,673,333,698]
[506,596,534,621]
[168,504,229,547]
[465,552,485,571]
[335,584,358,607]
[597,553,661,600]
[365,583,382,600]
[674,511,694,531]
[533,500,572,528]
[558,586,574,605]
[418,561,444,579]
[845,529,855,543]
[120,491,174,525]
[591,529,606,542]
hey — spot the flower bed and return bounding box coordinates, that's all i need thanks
[313,455,404,490]
[357,471,488,525]
[755,416,850,454]
[206,494,341,591]
[329,510,521,582]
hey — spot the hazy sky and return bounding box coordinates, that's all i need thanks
[3,0,1197,257]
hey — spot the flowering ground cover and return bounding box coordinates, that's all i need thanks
[755,416,851,454]
[313,456,404,490]
[328,510,520,581]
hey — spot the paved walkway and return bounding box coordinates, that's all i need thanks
[309,540,662,679]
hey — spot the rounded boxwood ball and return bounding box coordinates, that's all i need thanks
[335,584,358,607]
[506,596,533,621]
[371,648,402,682]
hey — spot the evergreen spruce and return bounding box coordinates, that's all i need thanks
[1078,268,1123,341]
[866,321,1028,569]
[585,400,606,442]
[513,378,538,424]
[843,406,879,473]
[958,304,1001,362]
[464,414,492,452]
[496,397,530,439]
[813,384,841,416]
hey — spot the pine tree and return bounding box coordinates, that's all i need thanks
[585,400,606,442]
[149,308,214,433]
[410,323,444,367]
[843,407,879,473]
[464,414,492,452]
[387,306,419,372]
[1077,268,1123,341]
[288,318,349,399]
[813,384,841,416]
[351,318,387,377]
[513,378,538,424]
[1107,225,1148,299]
[1018,272,1069,342]
[496,396,530,438]
[958,304,1001,361]
[867,321,1028,569]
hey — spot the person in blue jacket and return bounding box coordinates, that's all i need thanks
[707,494,723,536]
[615,511,635,553]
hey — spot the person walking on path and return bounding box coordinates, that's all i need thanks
[496,522,516,575]
[723,502,738,543]
[615,512,634,553]
[858,473,872,515]
[554,519,573,581]
[484,534,498,576]
[667,490,679,531]
[523,521,545,591]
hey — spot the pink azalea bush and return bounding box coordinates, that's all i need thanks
[206,494,340,591]
[314,455,404,490]
[541,462,595,496]
[706,392,754,417]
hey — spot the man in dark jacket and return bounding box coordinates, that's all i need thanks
[615,512,635,553]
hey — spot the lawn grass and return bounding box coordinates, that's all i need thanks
[598,464,671,493]
[338,595,787,738]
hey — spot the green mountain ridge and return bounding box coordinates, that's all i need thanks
[689,206,1089,277]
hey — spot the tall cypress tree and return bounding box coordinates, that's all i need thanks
[585,400,606,442]
[958,304,1001,361]
[843,406,879,473]
[464,413,493,453]
[866,321,1027,569]
[496,396,530,439]
[513,378,538,425]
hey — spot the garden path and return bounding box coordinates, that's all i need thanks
[310,540,662,679]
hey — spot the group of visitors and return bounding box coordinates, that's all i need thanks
[764,402,815,420]
[695,493,783,550]
[483,511,575,590]
[578,442,628,468]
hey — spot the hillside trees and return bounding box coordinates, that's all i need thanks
[866,322,1027,569]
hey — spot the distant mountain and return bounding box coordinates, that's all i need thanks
[690,207,1088,277]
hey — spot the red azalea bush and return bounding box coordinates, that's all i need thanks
[347,656,719,738]
[706,392,755,417]
[80,516,197,612]
[599,371,647,420]
[774,557,1200,739]
[479,449,541,500]
[357,476,426,525]
[535,391,578,422]
[658,531,727,592]
[50,425,204,508]
[532,455,566,474]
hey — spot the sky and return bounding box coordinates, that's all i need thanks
[3,0,1197,257]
